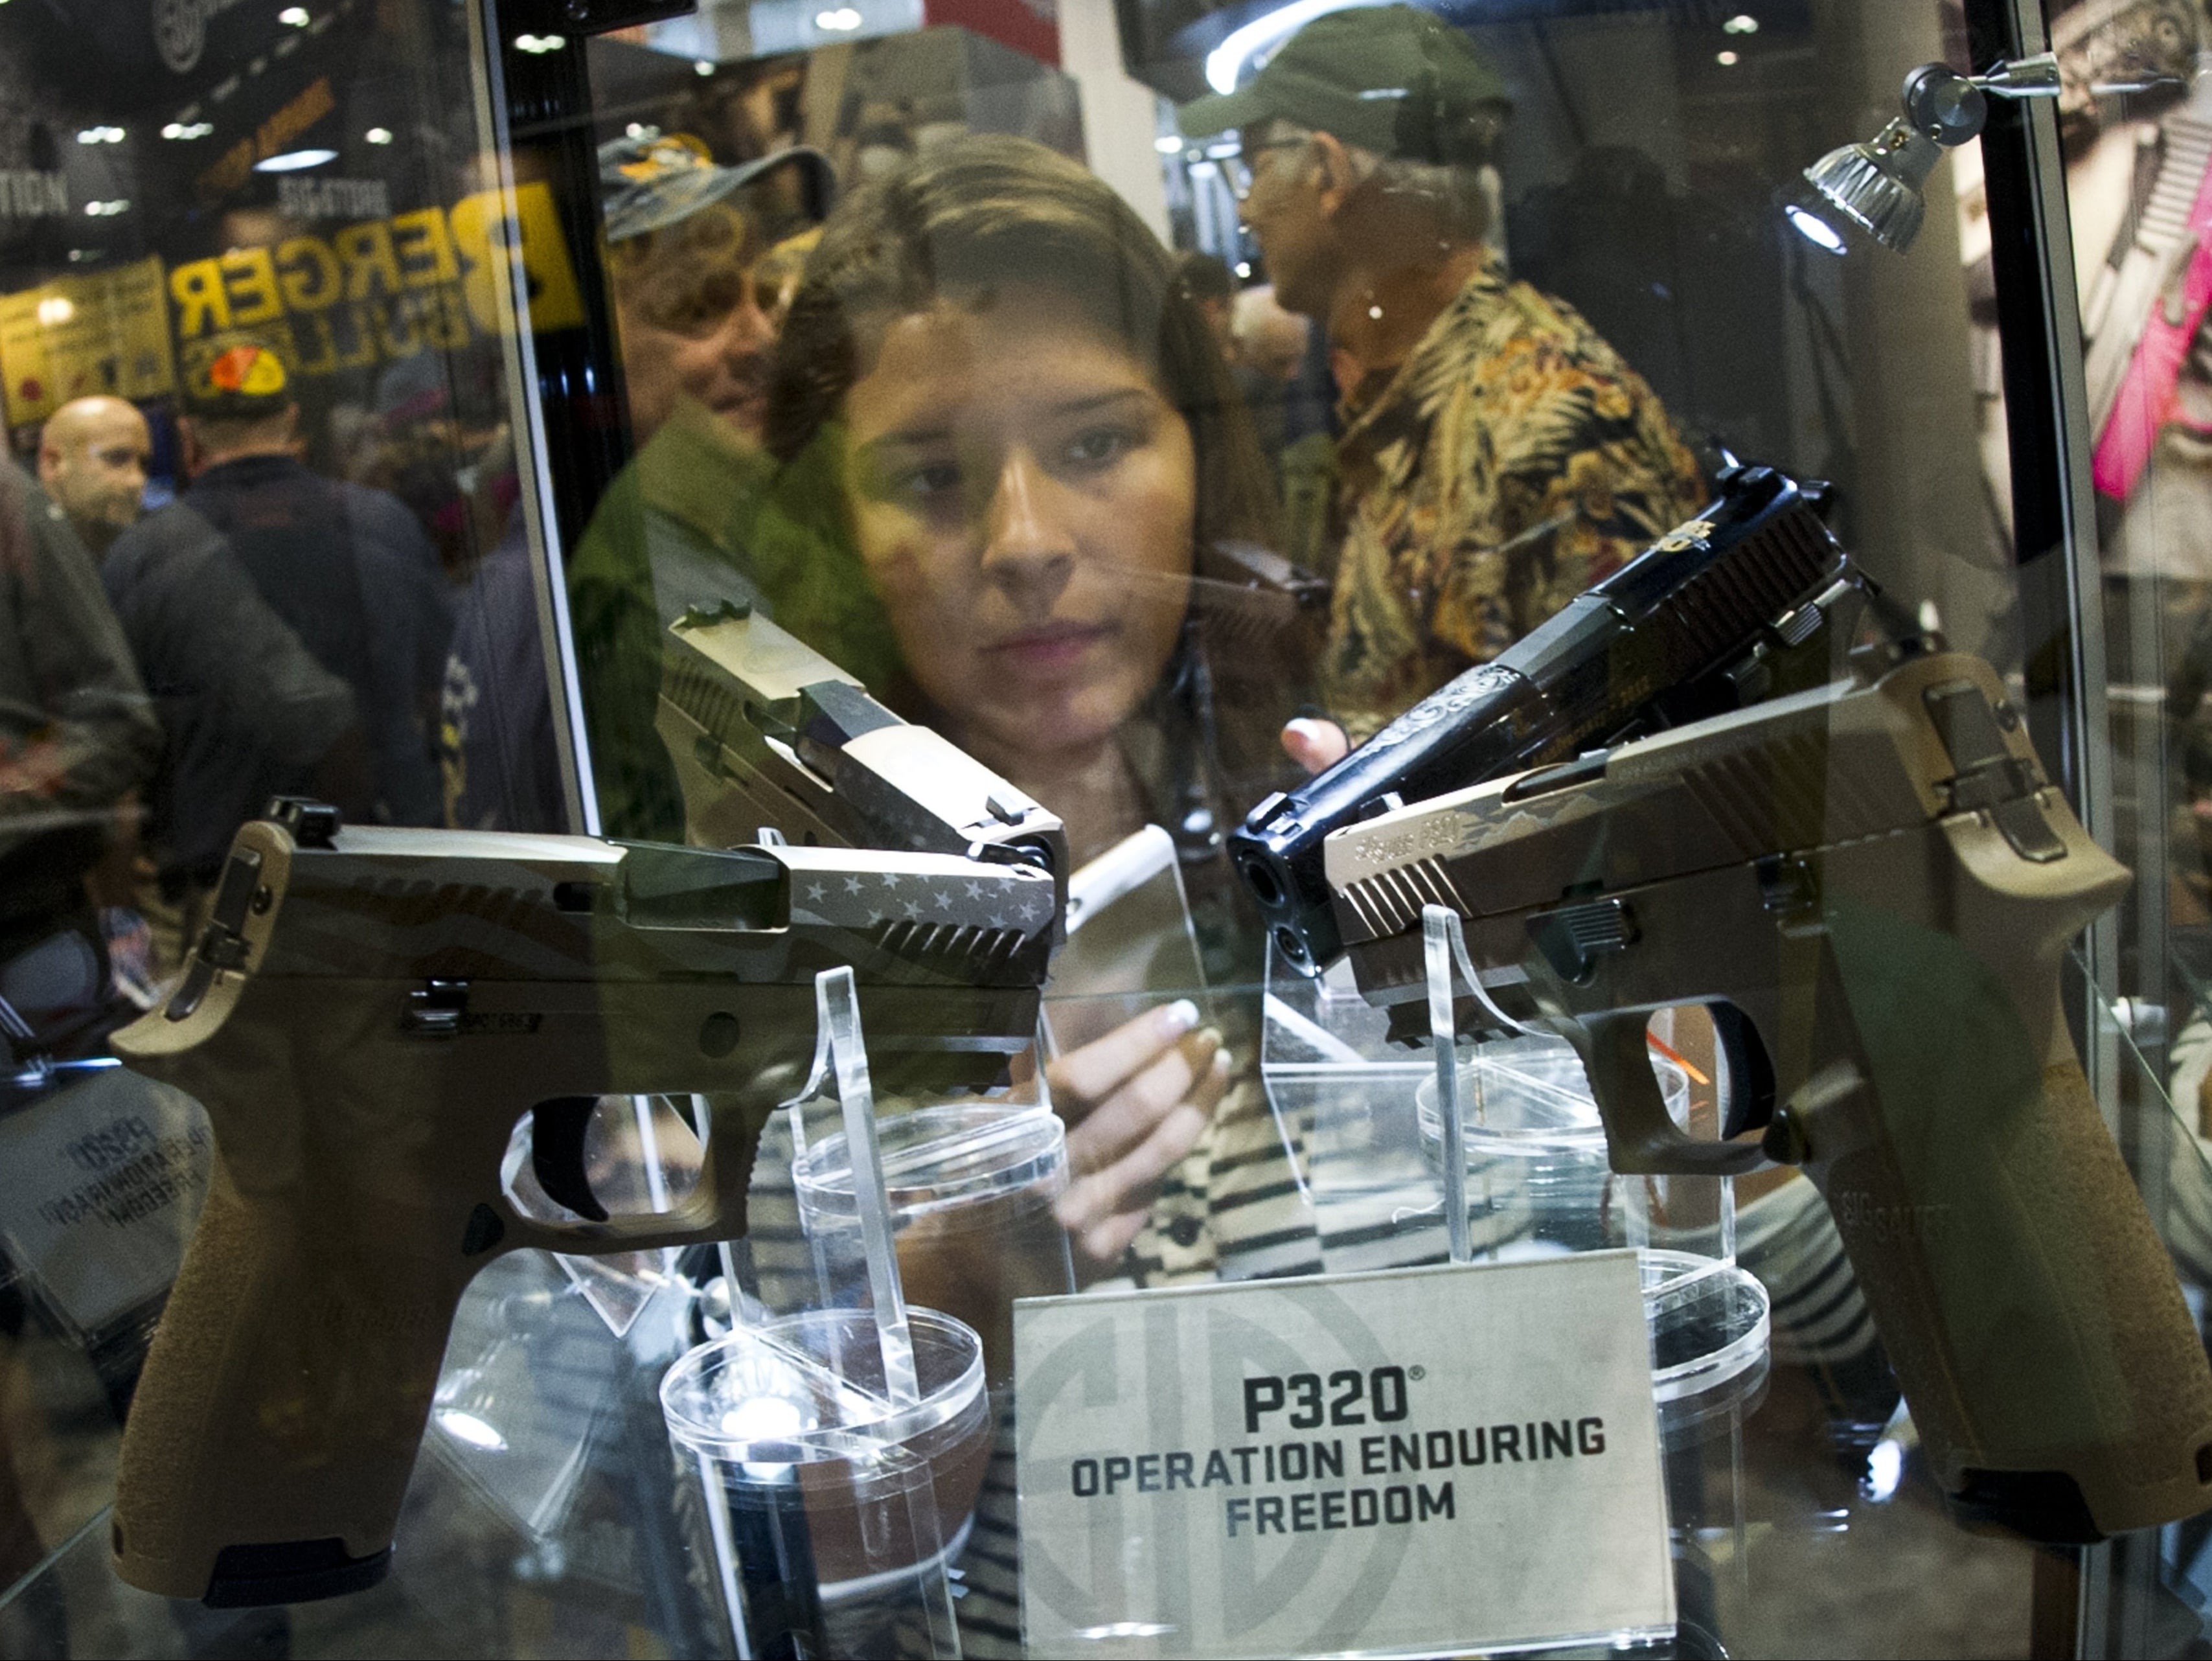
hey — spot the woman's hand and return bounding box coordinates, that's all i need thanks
[1047,998,1231,1275]
[1281,717,1350,773]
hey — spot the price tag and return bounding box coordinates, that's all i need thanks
[1014,1252,1672,1658]
[0,1067,211,1338]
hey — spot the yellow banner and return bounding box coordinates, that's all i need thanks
[165,179,587,387]
[0,258,179,427]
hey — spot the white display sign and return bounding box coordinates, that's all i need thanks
[1014,1252,1673,1658]
[0,1066,211,1337]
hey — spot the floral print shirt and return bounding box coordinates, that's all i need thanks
[1321,255,1705,740]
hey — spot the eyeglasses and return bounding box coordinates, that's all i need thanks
[1229,130,1312,201]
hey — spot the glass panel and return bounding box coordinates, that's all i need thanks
[1,0,2187,1653]
[2055,0,2212,1649]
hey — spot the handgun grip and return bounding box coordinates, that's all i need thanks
[1792,1048,2212,1540]
[114,1157,470,1603]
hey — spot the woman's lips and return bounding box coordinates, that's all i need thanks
[984,621,1113,674]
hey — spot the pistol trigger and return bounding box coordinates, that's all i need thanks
[531,1096,609,1222]
[1711,1003,1777,1141]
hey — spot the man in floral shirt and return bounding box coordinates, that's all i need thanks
[1181,5,1704,744]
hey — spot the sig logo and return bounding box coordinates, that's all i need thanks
[1834,1190,1952,1246]
[152,0,244,74]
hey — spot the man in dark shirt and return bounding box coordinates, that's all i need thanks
[176,341,451,826]
[100,500,365,965]
[0,463,159,1059]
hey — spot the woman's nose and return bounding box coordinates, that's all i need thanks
[981,452,1078,597]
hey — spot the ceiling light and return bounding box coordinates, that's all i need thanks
[814,6,861,29]
[365,126,393,144]
[1234,261,1252,277]
[435,1410,508,1452]
[279,6,310,23]
[76,126,126,144]
[161,120,215,139]
[513,32,565,51]
[253,148,337,172]
[1722,13,1759,33]
[36,296,74,326]
[694,57,714,74]
[1716,49,1739,65]
[83,199,131,216]
[1154,135,1183,154]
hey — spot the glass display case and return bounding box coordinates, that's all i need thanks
[3,0,2212,1653]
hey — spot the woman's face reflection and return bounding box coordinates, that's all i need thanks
[842,288,1196,770]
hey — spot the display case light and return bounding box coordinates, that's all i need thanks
[1797,54,2059,255]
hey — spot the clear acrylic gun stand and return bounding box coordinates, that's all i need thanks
[661,968,981,1661]
[1419,906,1769,1655]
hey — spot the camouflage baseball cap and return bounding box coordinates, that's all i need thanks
[598,131,835,242]
[183,339,291,418]
[1178,5,1511,166]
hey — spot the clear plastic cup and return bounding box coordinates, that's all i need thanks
[661,1307,991,1658]
[793,1105,1075,1392]
[1415,1038,1692,1257]
[1415,1038,1770,1425]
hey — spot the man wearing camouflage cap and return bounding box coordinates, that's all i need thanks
[1181,5,1704,759]
[564,134,830,840]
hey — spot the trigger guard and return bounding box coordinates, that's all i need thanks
[530,1095,610,1222]
[1579,1013,1768,1177]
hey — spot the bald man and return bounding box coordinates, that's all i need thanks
[37,396,152,555]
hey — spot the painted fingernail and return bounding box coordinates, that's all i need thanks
[1162,998,1200,1035]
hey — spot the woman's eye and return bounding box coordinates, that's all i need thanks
[1064,426,1136,468]
[895,461,962,499]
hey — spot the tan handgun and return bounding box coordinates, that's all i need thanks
[1327,645,2212,1541]
[108,801,1056,1605]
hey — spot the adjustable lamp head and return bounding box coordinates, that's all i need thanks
[1796,53,2058,255]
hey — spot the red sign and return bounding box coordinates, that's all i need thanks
[923,0,1059,64]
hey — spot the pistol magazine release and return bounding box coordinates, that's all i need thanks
[109,811,1056,1606]
[1326,648,2212,1542]
[1232,463,1863,976]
